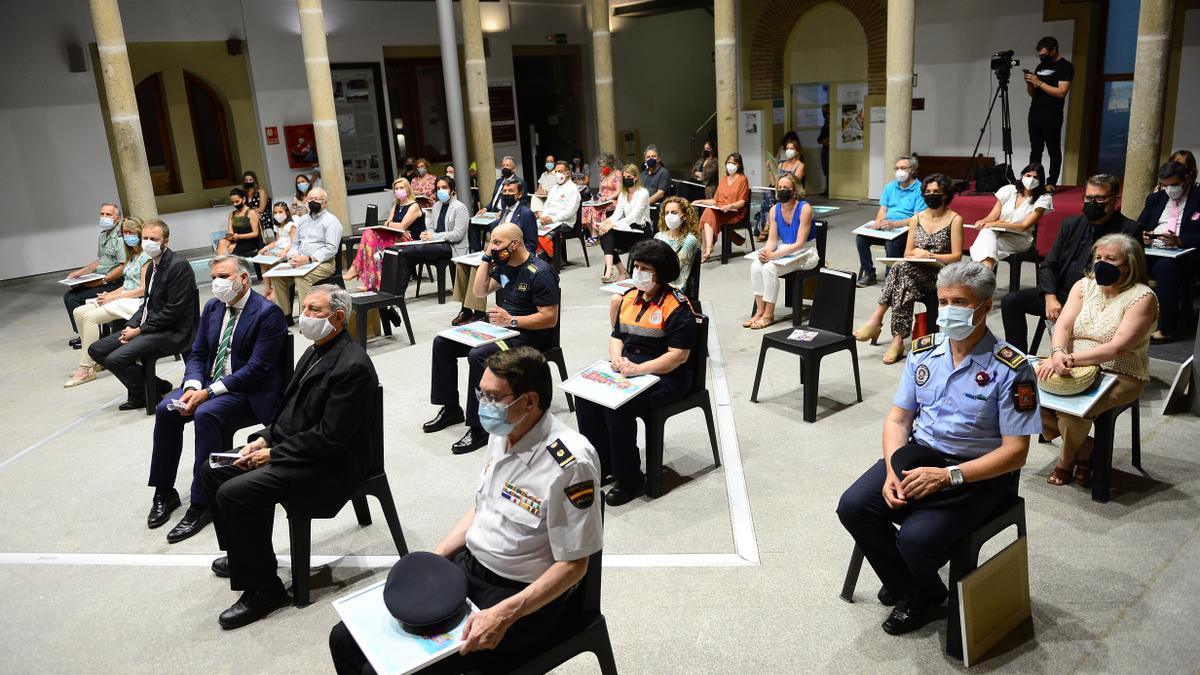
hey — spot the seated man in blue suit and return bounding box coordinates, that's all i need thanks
[147,255,289,544]
[490,178,539,252]
[1137,160,1200,343]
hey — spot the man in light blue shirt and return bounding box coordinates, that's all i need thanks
[270,187,344,317]
[855,156,925,287]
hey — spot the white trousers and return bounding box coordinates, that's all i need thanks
[970,228,1033,263]
[750,244,819,303]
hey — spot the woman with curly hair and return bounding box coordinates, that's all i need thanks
[654,195,701,290]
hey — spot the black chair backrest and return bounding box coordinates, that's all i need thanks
[380,249,402,295]
[364,204,379,230]
[279,332,296,384]
[812,219,829,266]
[682,245,702,303]
[369,384,384,474]
[809,268,857,334]
[562,502,605,628]
[687,313,710,395]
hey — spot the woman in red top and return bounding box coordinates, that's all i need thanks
[693,152,750,262]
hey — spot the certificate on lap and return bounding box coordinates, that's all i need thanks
[561,360,659,410]
[876,256,945,267]
[451,251,485,267]
[853,222,907,241]
[262,261,321,278]
[437,321,519,348]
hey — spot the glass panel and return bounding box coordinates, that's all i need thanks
[1104,0,1140,74]
[1096,80,1134,176]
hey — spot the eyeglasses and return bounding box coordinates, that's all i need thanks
[475,388,517,405]
[1082,196,1112,203]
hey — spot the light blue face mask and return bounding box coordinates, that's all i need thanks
[436,188,451,202]
[545,162,554,171]
[478,393,528,436]
[936,304,982,341]
[122,234,141,247]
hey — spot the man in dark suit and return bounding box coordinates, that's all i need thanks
[147,255,289,544]
[1001,174,1139,352]
[1137,160,1200,342]
[88,219,197,410]
[198,284,378,629]
[477,155,525,214]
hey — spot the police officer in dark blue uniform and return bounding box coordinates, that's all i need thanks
[837,261,1041,635]
[424,223,561,455]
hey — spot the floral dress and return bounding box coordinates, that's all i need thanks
[583,169,620,227]
[356,203,425,290]
[410,173,437,201]
[879,222,952,338]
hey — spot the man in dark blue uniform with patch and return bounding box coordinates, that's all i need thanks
[837,261,1041,635]
[424,223,561,455]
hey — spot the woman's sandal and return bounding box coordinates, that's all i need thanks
[743,317,758,328]
[854,322,882,343]
[1074,459,1093,486]
[881,341,905,365]
[1047,464,1075,486]
[749,315,776,330]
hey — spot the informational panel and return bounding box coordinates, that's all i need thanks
[488,84,518,144]
[837,83,867,150]
[331,63,393,194]
[738,110,764,191]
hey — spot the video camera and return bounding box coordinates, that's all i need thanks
[990,50,1020,85]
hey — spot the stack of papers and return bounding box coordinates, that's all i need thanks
[470,214,499,226]
[787,329,820,342]
[436,321,519,347]
[561,359,660,410]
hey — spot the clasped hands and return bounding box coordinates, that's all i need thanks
[609,355,644,377]
[882,467,950,508]
[1036,350,1074,380]
[233,437,272,471]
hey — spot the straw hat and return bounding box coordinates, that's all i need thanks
[1037,363,1101,396]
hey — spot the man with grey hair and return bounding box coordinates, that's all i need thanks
[269,186,343,318]
[838,260,1040,636]
[199,283,378,629]
[147,254,288,544]
[64,201,127,347]
[855,156,925,287]
[1001,173,1138,352]
[480,155,526,213]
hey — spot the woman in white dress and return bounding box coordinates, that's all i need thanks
[970,163,1053,269]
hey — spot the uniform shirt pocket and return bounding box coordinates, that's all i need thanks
[498,500,544,533]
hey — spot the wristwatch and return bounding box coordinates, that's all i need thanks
[480,254,493,264]
[204,386,215,398]
[947,465,964,487]
[508,318,518,329]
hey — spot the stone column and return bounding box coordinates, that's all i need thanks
[435,0,471,208]
[714,0,737,161]
[462,0,496,208]
[88,0,157,219]
[884,0,915,167]
[591,0,616,155]
[1121,0,1174,219]
[297,0,349,231]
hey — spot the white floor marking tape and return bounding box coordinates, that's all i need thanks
[0,303,759,569]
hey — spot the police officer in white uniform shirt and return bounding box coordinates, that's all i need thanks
[329,346,602,674]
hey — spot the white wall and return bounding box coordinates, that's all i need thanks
[911,0,1073,167]
[1171,8,1200,156]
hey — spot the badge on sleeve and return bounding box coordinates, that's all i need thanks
[547,439,577,469]
[1013,381,1036,411]
[517,282,529,291]
[564,480,595,509]
[915,364,930,386]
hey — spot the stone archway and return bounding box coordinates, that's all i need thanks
[749,0,885,101]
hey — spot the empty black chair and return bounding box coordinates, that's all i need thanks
[139,288,201,415]
[719,217,756,265]
[633,313,720,498]
[540,320,575,413]
[750,268,863,423]
[1089,400,1141,503]
[283,385,408,607]
[349,249,415,347]
[413,258,455,304]
[219,335,296,451]
[508,503,616,675]
[840,476,1026,661]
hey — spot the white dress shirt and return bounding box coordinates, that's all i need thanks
[609,187,651,229]
[542,180,581,227]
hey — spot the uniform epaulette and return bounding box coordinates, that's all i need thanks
[995,344,1027,369]
[526,262,538,273]
[911,334,937,354]
[546,438,577,469]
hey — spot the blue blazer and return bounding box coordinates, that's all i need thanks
[506,202,540,252]
[185,291,289,423]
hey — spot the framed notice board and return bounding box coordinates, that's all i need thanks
[331,63,394,195]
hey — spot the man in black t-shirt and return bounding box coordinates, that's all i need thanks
[424,223,562,454]
[1025,36,1073,188]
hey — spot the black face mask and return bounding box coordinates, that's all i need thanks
[1083,201,1109,223]
[1093,260,1123,287]
[500,167,514,178]
[500,194,517,208]
[776,189,794,203]
[490,242,514,263]
[622,177,635,188]
[243,180,254,187]
[1039,54,1054,65]
[308,200,322,215]
[923,193,945,209]
[645,158,657,169]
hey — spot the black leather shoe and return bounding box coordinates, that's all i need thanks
[423,406,465,433]
[604,475,646,507]
[451,309,474,326]
[451,427,489,455]
[119,399,148,411]
[881,589,947,635]
[147,490,181,528]
[69,337,82,349]
[211,556,230,578]
[217,586,289,630]
[877,586,898,606]
[166,505,212,544]
[601,473,617,487]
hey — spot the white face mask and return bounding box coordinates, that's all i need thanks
[556,173,568,185]
[298,313,336,342]
[211,276,244,304]
[784,148,797,159]
[726,162,739,174]
[895,169,910,183]
[142,239,163,258]
[664,213,683,230]
[1164,184,1185,201]
[1022,176,1040,190]
[632,268,656,292]
[273,213,287,224]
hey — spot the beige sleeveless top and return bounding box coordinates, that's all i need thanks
[1072,278,1157,381]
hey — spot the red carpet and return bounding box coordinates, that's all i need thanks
[954,184,1081,256]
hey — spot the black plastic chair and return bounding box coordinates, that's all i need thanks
[341,204,378,269]
[633,313,720,498]
[508,501,616,675]
[1089,400,1141,503]
[541,321,575,413]
[139,288,201,415]
[681,245,702,304]
[560,202,591,268]
[999,222,1040,292]
[719,217,756,265]
[283,385,408,607]
[840,476,1027,661]
[349,249,415,347]
[750,268,863,423]
[414,258,455,304]
[219,335,296,451]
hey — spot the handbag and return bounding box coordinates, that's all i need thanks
[1037,362,1101,396]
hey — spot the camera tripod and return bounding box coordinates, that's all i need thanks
[962,71,1015,192]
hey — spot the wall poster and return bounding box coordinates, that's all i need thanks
[836,83,868,151]
[284,124,318,169]
[331,63,394,195]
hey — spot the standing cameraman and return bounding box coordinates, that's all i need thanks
[1025,37,1073,190]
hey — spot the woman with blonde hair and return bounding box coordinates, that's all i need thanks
[65,217,151,387]
[746,173,819,328]
[654,195,702,290]
[345,176,426,290]
[597,163,651,282]
[1038,233,1157,486]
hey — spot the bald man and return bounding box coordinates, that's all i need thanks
[425,223,562,454]
[270,187,345,317]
